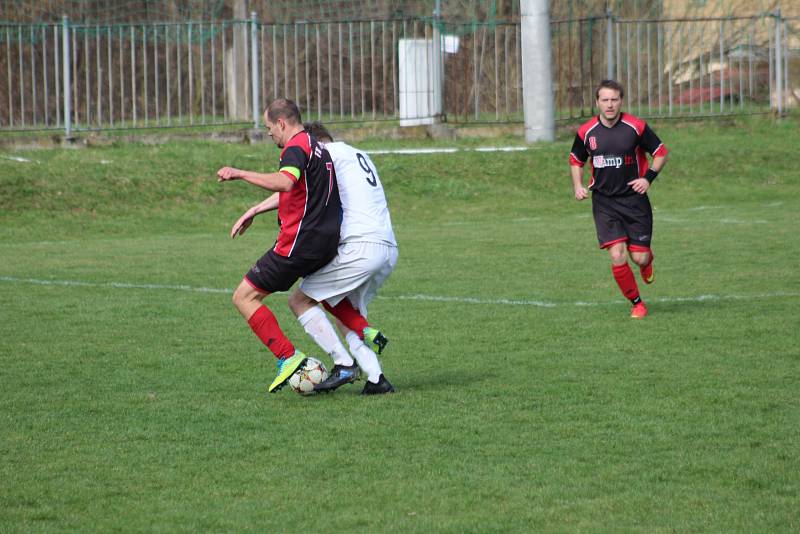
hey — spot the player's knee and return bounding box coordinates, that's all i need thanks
[286,290,302,314]
[631,253,648,267]
[287,289,315,316]
[628,249,651,266]
[609,249,627,264]
[231,288,245,310]
[232,283,254,311]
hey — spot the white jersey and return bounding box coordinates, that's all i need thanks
[325,141,397,246]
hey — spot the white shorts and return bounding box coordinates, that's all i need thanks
[300,241,398,317]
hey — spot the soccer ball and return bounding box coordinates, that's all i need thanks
[288,357,329,395]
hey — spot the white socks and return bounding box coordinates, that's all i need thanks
[297,306,354,367]
[346,331,383,384]
[297,306,385,383]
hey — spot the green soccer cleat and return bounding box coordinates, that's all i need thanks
[268,351,308,393]
[362,327,388,355]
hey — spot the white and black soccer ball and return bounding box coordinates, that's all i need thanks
[288,357,329,395]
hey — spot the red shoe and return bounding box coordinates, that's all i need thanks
[631,301,648,319]
[640,254,655,284]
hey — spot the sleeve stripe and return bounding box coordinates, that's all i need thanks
[569,153,586,167]
[280,166,301,181]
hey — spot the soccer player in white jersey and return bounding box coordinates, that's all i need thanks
[285,121,399,395]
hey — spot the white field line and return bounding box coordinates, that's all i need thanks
[390,292,800,307]
[474,147,531,152]
[1,155,36,163]
[367,148,458,155]
[188,146,532,160]
[0,233,217,248]
[2,276,797,308]
[365,146,531,155]
[685,205,726,211]
[719,218,769,224]
[0,276,229,294]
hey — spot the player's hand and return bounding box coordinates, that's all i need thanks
[574,186,589,201]
[627,177,650,195]
[217,166,242,182]
[231,210,255,238]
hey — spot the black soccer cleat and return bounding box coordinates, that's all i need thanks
[313,363,360,393]
[361,374,395,395]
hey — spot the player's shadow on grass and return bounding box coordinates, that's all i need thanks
[648,299,728,316]
[397,367,488,392]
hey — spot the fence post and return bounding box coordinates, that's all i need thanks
[250,11,260,128]
[783,19,789,112]
[606,8,614,79]
[774,9,783,116]
[62,15,72,138]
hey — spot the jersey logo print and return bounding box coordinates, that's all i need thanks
[592,155,624,169]
[588,136,597,150]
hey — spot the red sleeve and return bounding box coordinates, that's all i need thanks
[570,134,588,167]
[570,117,598,167]
[641,123,667,158]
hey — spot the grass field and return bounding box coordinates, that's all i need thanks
[1,116,799,532]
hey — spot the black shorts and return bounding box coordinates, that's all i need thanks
[245,248,337,294]
[591,192,653,249]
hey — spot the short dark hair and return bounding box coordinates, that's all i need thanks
[304,121,334,142]
[266,98,301,124]
[595,79,625,99]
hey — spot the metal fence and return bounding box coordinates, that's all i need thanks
[553,13,796,121]
[0,12,796,134]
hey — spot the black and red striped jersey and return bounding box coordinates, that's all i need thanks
[274,131,341,258]
[569,112,668,196]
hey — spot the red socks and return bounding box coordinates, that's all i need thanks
[247,305,295,359]
[323,299,369,339]
[611,263,640,303]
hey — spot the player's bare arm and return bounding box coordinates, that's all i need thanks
[230,193,279,239]
[217,166,295,192]
[651,153,668,173]
[571,165,589,200]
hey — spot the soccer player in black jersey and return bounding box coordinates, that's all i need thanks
[217,98,342,392]
[569,80,669,318]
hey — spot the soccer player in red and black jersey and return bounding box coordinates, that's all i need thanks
[216,98,341,392]
[569,80,669,318]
